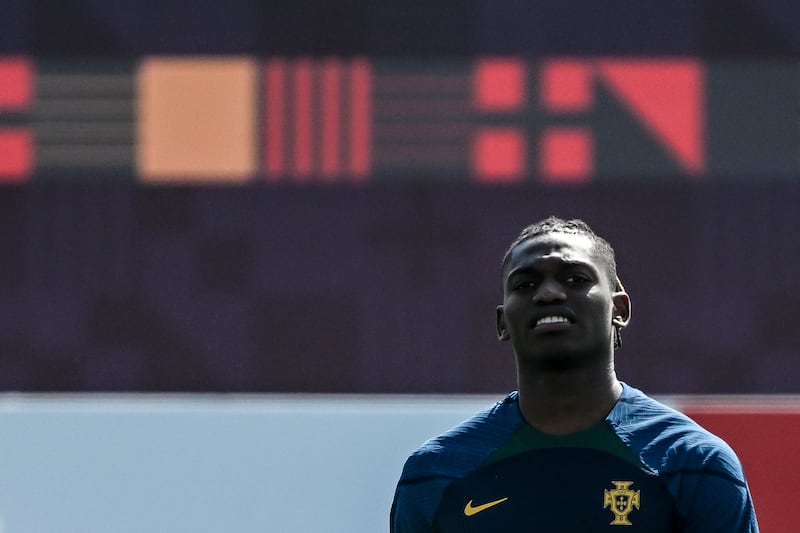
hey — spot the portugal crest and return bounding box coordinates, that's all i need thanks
[603,481,640,526]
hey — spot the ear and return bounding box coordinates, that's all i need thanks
[611,291,631,329]
[496,305,510,341]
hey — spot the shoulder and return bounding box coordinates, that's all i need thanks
[398,392,523,484]
[610,384,758,530]
[391,393,523,532]
[610,384,745,480]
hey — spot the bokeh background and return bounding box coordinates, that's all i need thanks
[0,1,799,531]
[2,0,800,395]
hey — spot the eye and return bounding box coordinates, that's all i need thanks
[511,280,536,291]
[565,274,591,285]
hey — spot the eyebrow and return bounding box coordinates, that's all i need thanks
[504,260,600,288]
[507,259,596,278]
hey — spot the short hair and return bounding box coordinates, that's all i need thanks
[501,216,620,289]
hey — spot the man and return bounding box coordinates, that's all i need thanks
[390,217,758,532]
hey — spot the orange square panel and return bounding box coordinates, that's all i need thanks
[137,57,258,182]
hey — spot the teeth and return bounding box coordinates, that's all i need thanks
[536,316,569,326]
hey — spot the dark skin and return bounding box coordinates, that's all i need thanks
[496,232,631,435]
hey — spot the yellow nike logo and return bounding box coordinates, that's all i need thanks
[463,497,509,516]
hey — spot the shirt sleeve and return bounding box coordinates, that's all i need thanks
[679,470,758,532]
[667,440,759,532]
[390,478,451,533]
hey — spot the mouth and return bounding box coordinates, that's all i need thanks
[531,314,573,332]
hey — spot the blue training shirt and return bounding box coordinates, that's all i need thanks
[391,384,758,532]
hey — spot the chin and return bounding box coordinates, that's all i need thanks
[537,354,584,373]
[517,349,583,373]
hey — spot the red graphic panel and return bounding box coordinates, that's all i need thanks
[473,128,526,183]
[539,128,593,183]
[0,57,32,182]
[321,58,341,180]
[473,58,526,112]
[684,408,800,533]
[540,60,593,112]
[539,58,704,181]
[0,129,32,180]
[262,58,371,183]
[0,57,32,110]
[349,58,371,182]
[264,58,286,180]
[598,59,705,175]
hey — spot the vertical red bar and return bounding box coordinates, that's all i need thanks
[0,129,32,181]
[0,57,33,110]
[321,57,341,181]
[349,57,370,181]
[0,57,33,182]
[264,58,285,181]
[293,58,313,180]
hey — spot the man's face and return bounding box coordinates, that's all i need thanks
[497,232,626,369]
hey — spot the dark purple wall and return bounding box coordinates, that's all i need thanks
[0,181,797,393]
[1,2,799,393]
[4,0,800,57]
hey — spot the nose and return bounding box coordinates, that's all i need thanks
[533,279,566,303]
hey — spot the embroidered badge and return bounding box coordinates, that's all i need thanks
[603,481,640,526]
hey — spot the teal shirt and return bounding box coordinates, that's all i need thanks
[391,384,758,532]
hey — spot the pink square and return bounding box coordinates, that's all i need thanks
[0,57,32,110]
[472,128,526,183]
[539,128,592,183]
[540,60,593,112]
[0,129,32,180]
[473,58,526,111]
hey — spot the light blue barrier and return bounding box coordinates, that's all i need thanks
[0,394,496,533]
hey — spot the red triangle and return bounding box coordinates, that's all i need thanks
[598,59,704,175]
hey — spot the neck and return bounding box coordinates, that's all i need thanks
[516,361,622,435]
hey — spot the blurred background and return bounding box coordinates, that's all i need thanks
[0,1,798,531]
